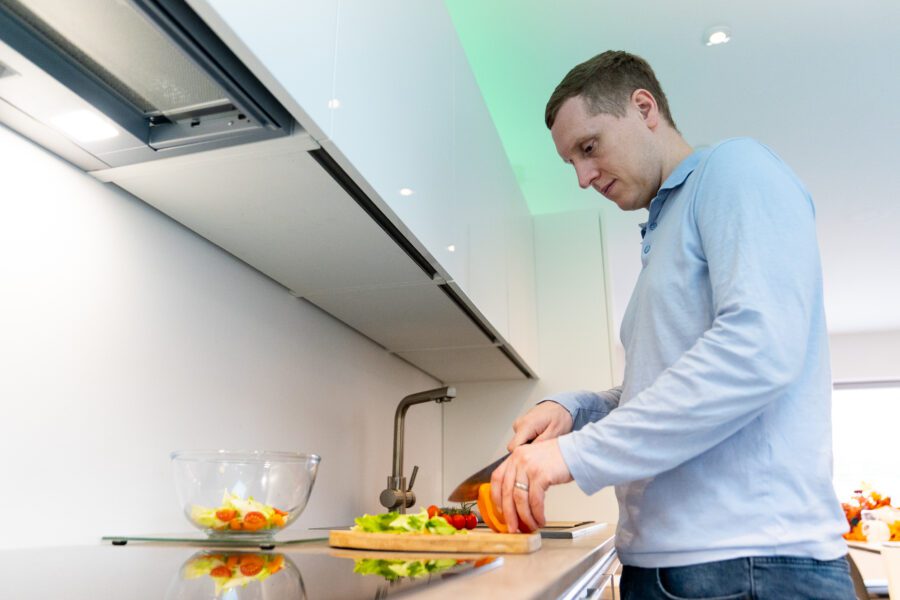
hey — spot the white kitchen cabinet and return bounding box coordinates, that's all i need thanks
[451,32,509,343]
[181,0,538,379]
[505,213,540,370]
[89,134,433,296]
[330,1,539,347]
[189,0,339,142]
[330,0,461,282]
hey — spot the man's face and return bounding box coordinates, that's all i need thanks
[551,95,659,211]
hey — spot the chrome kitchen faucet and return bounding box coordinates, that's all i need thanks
[380,386,456,513]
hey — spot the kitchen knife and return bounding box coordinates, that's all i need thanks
[447,453,510,502]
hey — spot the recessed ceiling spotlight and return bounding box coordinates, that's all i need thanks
[447,244,456,253]
[327,98,341,109]
[704,26,731,46]
[399,188,414,197]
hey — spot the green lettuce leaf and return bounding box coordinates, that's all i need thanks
[352,508,461,535]
[353,558,460,581]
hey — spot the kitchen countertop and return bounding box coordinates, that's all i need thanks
[391,524,616,599]
[0,525,616,599]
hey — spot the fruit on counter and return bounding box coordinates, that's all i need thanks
[427,503,478,530]
[190,490,289,532]
[842,486,900,542]
[477,483,534,534]
[352,508,460,535]
[183,552,286,595]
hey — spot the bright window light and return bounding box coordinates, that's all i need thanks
[49,109,119,143]
[832,383,900,501]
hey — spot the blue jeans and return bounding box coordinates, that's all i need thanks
[620,555,856,599]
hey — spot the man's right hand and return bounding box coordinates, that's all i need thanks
[507,401,574,451]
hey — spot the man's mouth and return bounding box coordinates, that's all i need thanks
[601,180,615,196]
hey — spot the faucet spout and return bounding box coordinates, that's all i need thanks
[391,386,456,481]
[380,386,456,513]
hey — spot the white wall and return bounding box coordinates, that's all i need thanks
[830,329,900,382]
[0,126,445,550]
[443,209,618,525]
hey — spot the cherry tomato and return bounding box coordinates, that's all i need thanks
[465,513,477,529]
[427,504,440,519]
[243,512,267,531]
[239,556,265,577]
[210,565,231,578]
[216,508,236,522]
[450,514,466,530]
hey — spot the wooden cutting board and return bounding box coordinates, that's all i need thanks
[328,529,541,554]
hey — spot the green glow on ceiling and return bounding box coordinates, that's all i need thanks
[445,1,601,215]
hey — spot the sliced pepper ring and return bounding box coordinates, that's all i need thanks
[477,483,508,533]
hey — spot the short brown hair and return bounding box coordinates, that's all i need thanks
[545,51,677,131]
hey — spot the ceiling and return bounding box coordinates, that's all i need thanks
[445,0,900,334]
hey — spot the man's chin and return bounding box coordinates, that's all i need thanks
[608,195,651,212]
[610,196,636,211]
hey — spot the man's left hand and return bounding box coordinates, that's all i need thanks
[489,438,573,533]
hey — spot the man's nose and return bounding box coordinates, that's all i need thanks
[575,163,599,189]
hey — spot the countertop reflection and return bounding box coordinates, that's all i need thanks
[0,541,499,600]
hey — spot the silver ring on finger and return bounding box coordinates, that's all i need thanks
[514,481,529,492]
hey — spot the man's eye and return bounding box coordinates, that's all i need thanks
[582,144,594,155]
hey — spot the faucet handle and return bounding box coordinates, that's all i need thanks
[407,465,419,491]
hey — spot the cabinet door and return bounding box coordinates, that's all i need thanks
[331,0,459,279]
[451,32,517,342]
[194,0,338,140]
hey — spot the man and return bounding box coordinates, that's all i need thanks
[490,51,855,598]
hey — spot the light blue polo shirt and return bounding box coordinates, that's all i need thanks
[550,138,848,568]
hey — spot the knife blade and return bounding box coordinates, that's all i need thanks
[447,453,510,502]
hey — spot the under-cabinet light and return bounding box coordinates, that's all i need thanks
[49,109,119,143]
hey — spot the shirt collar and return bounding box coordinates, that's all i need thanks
[640,147,708,237]
[658,147,706,194]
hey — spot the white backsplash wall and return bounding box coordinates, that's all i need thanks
[830,329,900,382]
[0,125,444,550]
[443,210,619,525]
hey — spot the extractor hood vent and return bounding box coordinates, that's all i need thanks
[0,0,294,166]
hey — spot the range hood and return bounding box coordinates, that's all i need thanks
[0,0,293,167]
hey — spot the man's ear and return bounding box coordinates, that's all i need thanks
[632,89,659,129]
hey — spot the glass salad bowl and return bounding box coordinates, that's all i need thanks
[166,550,306,600]
[171,450,320,539]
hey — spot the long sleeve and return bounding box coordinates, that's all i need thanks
[543,387,622,431]
[557,139,824,495]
